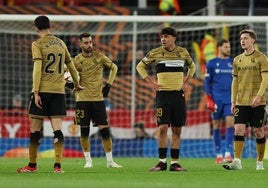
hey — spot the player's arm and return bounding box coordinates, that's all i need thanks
[256,56,268,98]
[65,61,79,85]
[102,63,118,97]
[31,42,43,109]
[231,74,238,113]
[204,61,217,112]
[32,59,43,109]
[136,61,148,79]
[106,63,118,85]
[136,61,158,90]
[183,49,196,83]
[186,61,196,78]
[66,62,84,91]
[252,72,268,107]
[257,72,268,97]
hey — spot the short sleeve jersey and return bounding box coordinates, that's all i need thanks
[73,51,114,101]
[233,50,268,105]
[32,34,72,94]
[142,46,194,90]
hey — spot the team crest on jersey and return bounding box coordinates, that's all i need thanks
[251,58,255,63]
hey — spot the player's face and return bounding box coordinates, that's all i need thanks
[240,33,255,50]
[80,37,93,54]
[220,42,231,57]
[160,34,176,51]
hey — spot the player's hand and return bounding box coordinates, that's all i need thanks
[73,85,85,92]
[207,95,217,112]
[102,83,111,97]
[251,95,261,108]
[34,92,42,109]
[144,76,159,91]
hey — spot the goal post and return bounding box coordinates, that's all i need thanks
[0,14,267,159]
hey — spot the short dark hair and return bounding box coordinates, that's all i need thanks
[159,27,177,37]
[34,15,50,30]
[78,32,92,41]
[240,29,257,40]
[217,39,229,47]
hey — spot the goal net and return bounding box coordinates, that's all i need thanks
[0,15,267,159]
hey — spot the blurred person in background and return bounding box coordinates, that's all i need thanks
[159,0,181,16]
[204,39,234,164]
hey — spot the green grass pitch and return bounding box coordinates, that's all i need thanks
[0,158,267,188]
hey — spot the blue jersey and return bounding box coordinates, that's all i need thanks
[204,57,233,104]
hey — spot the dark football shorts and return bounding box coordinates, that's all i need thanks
[234,105,266,127]
[74,101,108,126]
[28,92,66,118]
[156,90,186,127]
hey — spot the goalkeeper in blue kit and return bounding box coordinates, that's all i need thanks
[204,39,234,164]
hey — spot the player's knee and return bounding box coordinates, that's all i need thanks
[53,130,64,144]
[30,131,41,145]
[80,126,90,138]
[99,127,111,140]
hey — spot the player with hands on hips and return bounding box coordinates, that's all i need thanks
[137,27,196,172]
[204,39,234,164]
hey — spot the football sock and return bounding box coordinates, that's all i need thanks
[234,135,244,159]
[170,148,179,160]
[53,130,64,164]
[170,160,178,165]
[106,151,113,162]
[84,152,91,161]
[213,129,221,154]
[29,131,41,164]
[225,127,234,153]
[28,162,37,168]
[224,152,231,157]
[256,137,266,161]
[102,137,112,153]
[100,128,112,153]
[159,148,167,159]
[80,136,90,152]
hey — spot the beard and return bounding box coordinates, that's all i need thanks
[84,47,93,54]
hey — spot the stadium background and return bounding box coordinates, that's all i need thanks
[0,0,268,159]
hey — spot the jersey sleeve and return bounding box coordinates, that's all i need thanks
[31,41,42,92]
[136,50,155,79]
[204,61,213,95]
[32,41,42,62]
[257,55,268,96]
[231,59,238,103]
